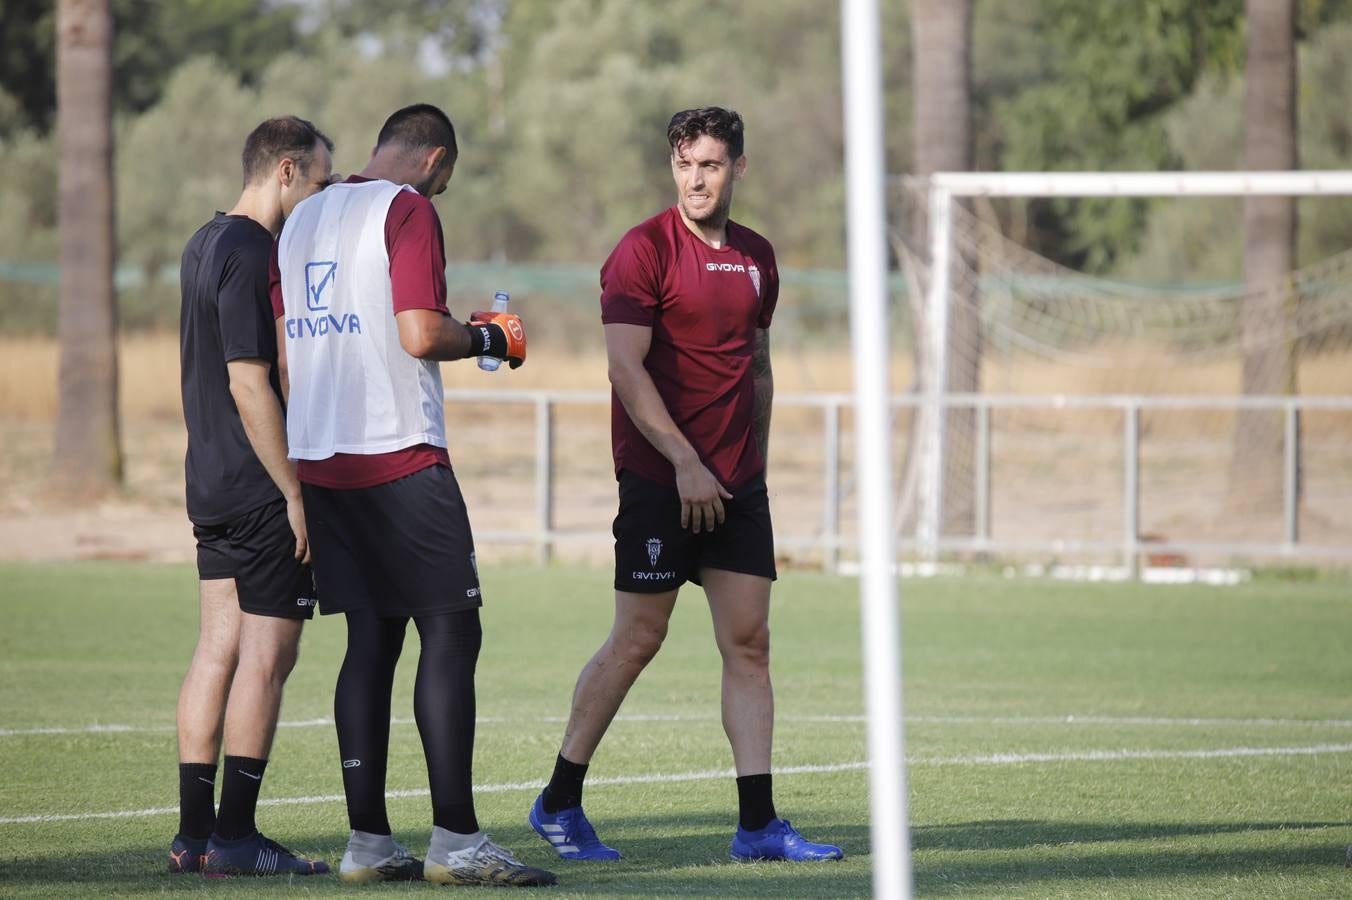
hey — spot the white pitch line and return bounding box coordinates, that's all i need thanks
[5,744,1352,827]
[0,724,167,737]
[5,712,1352,738]
[0,762,865,826]
[909,743,1352,766]
[905,714,1352,728]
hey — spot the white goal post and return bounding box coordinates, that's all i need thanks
[914,170,1352,562]
[842,0,911,898]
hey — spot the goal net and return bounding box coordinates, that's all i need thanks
[889,172,1352,571]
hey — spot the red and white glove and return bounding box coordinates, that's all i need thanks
[466,311,527,369]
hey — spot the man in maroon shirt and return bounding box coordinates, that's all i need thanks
[272,104,551,887]
[528,107,843,864]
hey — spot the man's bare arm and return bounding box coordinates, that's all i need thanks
[751,328,773,463]
[227,358,308,562]
[395,308,475,361]
[605,322,731,532]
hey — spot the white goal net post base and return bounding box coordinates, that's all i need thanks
[905,170,1352,562]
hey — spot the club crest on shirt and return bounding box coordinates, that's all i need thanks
[748,265,761,296]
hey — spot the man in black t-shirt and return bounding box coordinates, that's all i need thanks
[172,116,335,878]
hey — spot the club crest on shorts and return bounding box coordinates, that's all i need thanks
[748,265,761,296]
[645,537,663,567]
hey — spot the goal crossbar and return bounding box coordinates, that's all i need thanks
[917,170,1352,198]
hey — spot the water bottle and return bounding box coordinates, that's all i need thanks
[477,290,511,372]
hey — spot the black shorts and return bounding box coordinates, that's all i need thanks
[301,464,483,618]
[613,469,777,594]
[192,498,317,620]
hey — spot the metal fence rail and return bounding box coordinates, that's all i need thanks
[444,388,1352,574]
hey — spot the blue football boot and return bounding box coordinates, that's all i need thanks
[167,834,207,874]
[201,831,330,877]
[528,792,621,861]
[730,818,844,862]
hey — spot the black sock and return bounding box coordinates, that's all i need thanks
[432,801,480,835]
[215,756,268,840]
[541,754,589,814]
[414,609,482,835]
[736,773,777,832]
[177,762,218,840]
[335,611,407,836]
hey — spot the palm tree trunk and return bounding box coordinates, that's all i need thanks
[52,0,122,496]
[1230,0,1297,516]
[911,0,977,538]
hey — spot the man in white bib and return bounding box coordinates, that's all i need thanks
[271,103,550,887]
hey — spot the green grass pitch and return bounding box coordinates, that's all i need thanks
[1,561,1350,897]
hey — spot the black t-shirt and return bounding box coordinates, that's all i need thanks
[179,213,285,525]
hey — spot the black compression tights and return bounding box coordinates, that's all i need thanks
[334,608,482,835]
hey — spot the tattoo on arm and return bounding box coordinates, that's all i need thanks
[752,328,773,461]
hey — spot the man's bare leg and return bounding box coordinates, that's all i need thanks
[213,612,303,841]
[223,613,303,759]
[172,578,242,861]
[558,589,679,764]
[177,579,243,764]
[529,588,678,860]
[704,568,843,859]
[702,568,773,776]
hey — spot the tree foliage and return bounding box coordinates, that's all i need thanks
[0,0,305,135]
[1121,19,1352,281]
[994,0,1245,272]
[3,0,1352,334]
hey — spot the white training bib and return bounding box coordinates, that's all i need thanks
[278,180,447,461]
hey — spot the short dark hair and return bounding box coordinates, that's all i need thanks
[376,103,458,166]
[667,107,744,161]
[241,115,333,186]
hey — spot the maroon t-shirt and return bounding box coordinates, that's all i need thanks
[270,176,450,489]
[600,206,778,488]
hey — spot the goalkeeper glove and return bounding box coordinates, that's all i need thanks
[466,311,527,369]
